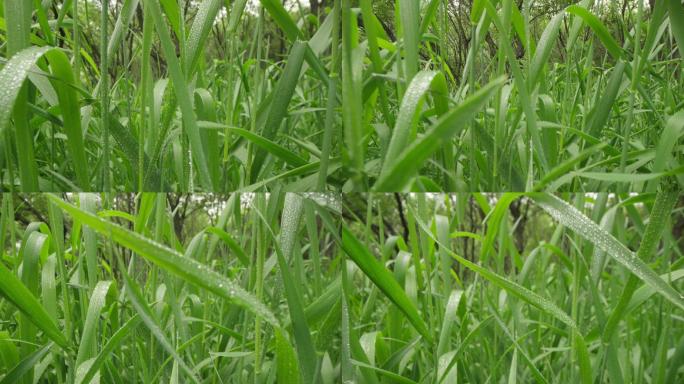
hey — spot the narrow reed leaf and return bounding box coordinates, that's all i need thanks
[341,226,432,342]
[532,193,684,311]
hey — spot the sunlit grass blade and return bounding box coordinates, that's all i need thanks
[75,281,117,369]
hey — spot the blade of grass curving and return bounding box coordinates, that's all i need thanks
[4,0,37,191]
[381,70,448,175]
[19,229,46,374]
[75,281,117,369]
[374,76,505,191]
[341,226,432,342]
[260,0,301,40]
[204,226,249,266]
[0,261,68,348]
[183,0,223,74]
[45,50,90,189]
[531,193,684,311]
[480,193,522,262]
[602,187,679,342]
[47,195,279,326]
[106,0,140,64]
[0,342,53,384]
[586,61,626,138]
[436,290,463,357]
[76,315,141,384]
[40,255,57,323]
[566,5,622,60]
[0,45,90,190]
[275,328,301,384]
[529,11,563,89]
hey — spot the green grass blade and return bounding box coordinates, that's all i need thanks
[566,5,623,60]
[183,0,223,74]
[76,315,141,384]
[260,0,301,40]
[275,328,301,384]
[0,343,53,384]
[341,226,432,342]
[374,76,506,191]
[0,261,68,348]
[75,281,116,369]
[147,0,214,189]
[532,193,684,311]
[250,41,308,182]
[381,70,448,175]
[47,195,279,326]
[3,0,37,191]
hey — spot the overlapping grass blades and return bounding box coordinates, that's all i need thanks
[1,193,344,382]
[0,1,681,190]
[47,194,279,325]
[340,192,682,382]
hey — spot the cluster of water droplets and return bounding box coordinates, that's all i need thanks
[0,46,52,130]
[300,192,341,214]
[534,194,684,307]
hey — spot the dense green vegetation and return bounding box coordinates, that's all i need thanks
[0,1,682,191]
[0,193,342,382]
[0,192,682,382]
[0,0,683,382]
[341,192,684,382]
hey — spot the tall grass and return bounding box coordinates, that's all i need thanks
[1,192,682,382]
[341,191,684,382]
[0,1,682,191]
[352,0,684,192]
[0,1,342,191]
[0,192,342,382]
